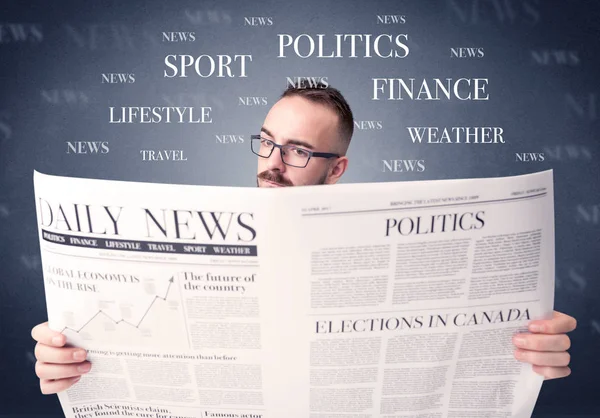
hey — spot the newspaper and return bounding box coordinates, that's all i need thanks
[33,169,555,418]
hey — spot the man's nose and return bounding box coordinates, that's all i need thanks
[266,148,286,171]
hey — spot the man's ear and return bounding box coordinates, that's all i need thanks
[326,157,349,184]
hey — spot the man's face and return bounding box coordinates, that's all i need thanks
[256,95,347,188]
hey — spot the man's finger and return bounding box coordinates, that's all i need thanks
[34,342,87,364]
[35,361,91,380]
[514,349,571,367]
[532,365,571,380]
[513,333,571,352]
[31,322,66,347]
[40,376,81,395]
[528,311,577,334]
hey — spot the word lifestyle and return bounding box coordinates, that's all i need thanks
[109,106,212,123]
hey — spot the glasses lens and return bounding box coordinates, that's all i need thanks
[282,145,310,167]
[251,137,310,168]
[252,137,273,157]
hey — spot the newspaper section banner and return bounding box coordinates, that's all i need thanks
[33,169,555,418]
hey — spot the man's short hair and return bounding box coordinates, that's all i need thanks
[280,82,354,151]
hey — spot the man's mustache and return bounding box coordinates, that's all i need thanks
[257,170,293,186]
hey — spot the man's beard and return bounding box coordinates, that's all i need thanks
[256,169,328,187]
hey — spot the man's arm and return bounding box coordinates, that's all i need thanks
[513,310,577,379]
[31,322,91,394]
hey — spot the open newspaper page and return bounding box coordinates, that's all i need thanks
[33,171,281,418]
[34,170,554,418]
[268,170,554,418]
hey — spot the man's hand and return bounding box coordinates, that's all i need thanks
[513,310,577,380]
[31,322,91,394]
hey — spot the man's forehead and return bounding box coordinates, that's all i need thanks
[260,126,314,149]
[262,96,339,147]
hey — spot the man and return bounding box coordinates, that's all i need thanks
[31,83,577,394]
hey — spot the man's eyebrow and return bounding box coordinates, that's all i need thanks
[260,126,315,150]
[260,126,274,137]
[286,139,315,149]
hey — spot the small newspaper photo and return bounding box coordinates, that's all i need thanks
[33,169,555,418]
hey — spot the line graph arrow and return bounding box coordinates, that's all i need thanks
[60,276,175,334]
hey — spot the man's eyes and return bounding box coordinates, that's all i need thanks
[292,147,309,157]
[260,138,309,156]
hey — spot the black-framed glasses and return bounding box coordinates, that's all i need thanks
[250,135,339,168]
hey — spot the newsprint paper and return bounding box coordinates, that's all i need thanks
[33,169,555,418]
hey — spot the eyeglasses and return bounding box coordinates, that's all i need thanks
[250,135,340,168]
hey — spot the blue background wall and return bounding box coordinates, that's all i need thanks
[0,0,598,416]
